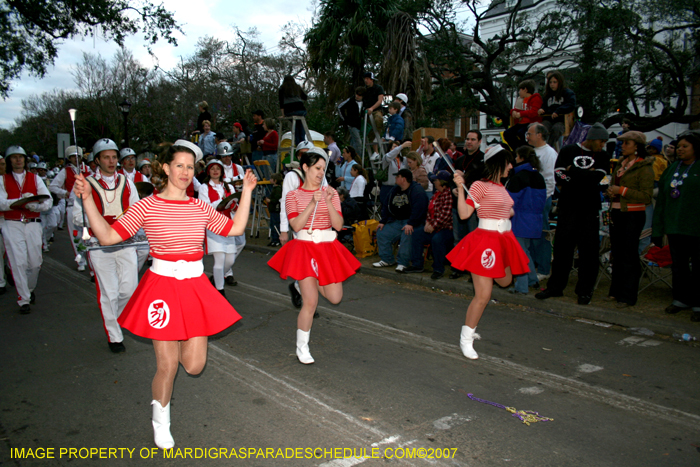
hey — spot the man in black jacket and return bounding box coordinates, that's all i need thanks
[338,86,365,154]
[536,122,611,305]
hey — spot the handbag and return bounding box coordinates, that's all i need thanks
[351,219,380,258]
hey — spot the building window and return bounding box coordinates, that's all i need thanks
[471,113,479,128]
[454,118,462,138]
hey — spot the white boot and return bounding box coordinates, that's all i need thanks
[296,329,315,364]
[151,400,175,449]
[460,326,481,360]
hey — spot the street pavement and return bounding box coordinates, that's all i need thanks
[1,231,699,466]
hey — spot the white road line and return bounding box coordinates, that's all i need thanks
[236,280,700,431]
[577,364,604,373]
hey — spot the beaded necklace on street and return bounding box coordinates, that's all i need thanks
[670,161,695,199]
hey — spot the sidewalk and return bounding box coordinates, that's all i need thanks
[244,228,700,339]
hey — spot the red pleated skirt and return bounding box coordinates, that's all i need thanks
[117,269,242,341]
[267,239,361,286]
[446,228,530,278]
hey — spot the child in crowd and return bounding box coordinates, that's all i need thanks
[266,172,284,246]
[503,79,542,151]
[385,102,405,143]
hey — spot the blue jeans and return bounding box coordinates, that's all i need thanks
[379,184,394,209]
[377,219,411,266]
[349,127,362,156]
[529,196,552,275]
[252,150,264,162]
[411,226,454,274]
[638,203,653,254]
[286,110,307,145]
[264,152,278,174]
[515,237,539,293]
[270,212,280,242]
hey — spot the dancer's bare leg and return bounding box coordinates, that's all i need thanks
[318,282,343,305]
[298,277,320,332]
[152,337,208,405]
[465,274,493,328]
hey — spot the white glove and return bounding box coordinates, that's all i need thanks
[26,202,41,212]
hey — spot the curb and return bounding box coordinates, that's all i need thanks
[245,244,699,339]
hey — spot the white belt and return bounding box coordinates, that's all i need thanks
[151,258,204,280]
[296,229,337,243]
[478,218,512,233]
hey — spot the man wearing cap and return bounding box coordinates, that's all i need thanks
[217,142,245,182]
[363,72,385,155]
[373,168,428,273]
[646,137,668,182]
[118,148,147,183]
[49,145,90,271]
[404,170,453,279]
[536,122,611,305]
[231,122,246,156]
[338,86,365,154]
[74,138,139,353]
[394,93,414,141]
[0,145,53,313]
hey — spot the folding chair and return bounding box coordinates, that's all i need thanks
[638,245,673,294]
[594,233,612,289]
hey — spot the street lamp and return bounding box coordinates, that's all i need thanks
[119,99,132,148]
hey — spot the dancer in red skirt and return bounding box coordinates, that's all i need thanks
[446,145,530,360]
[73,140,257,449]
[268,148,361,364]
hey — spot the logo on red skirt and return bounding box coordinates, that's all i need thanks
[148,300,170,329]
[311,258,319,276]
[481,249,496,269]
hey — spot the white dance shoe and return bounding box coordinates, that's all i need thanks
[151,400,175,449]
[296,329,315,364]
[460,325,481,360]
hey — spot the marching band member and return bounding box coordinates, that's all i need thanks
[217,142,245,285]
[49,145,89,271]
[73,140,256,449]
[446,145,530,360]
[138,159,152,181]
[198,159,245,296]
[74,139,140,353]
[118,148,148,183]
[268,148,361,364]
[36,162,57,251]
[0,145,53,313]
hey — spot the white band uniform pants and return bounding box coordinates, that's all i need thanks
[0,218,6,288]
[223,235,246,279]
[66,205,87,268]
[2,220,43,306]
[87,247,138,343]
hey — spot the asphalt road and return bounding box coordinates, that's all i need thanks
[1,233,699,466]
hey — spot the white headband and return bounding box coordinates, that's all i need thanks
[173,139,203,163]
[483,145,506,162]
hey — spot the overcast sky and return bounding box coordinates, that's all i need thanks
[0,0,315,129]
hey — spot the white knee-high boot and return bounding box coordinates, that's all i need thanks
[296,329,314,364]
[460,326,481,360]
[151,400,175,449]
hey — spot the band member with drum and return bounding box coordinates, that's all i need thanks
[118,148,148,183]
[447,145,530,360]
[268,148,361,364]
[73,140,256,449]
[198,159,245,297]
[50,145,90,270]
[0,145,53,313]
[74,138,140,353]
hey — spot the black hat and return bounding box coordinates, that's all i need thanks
[363,72,375,80]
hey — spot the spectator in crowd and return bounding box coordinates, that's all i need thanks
[503,79,542,151]
[536,122,610,305]
[433,138,454,173]
[324,132,341,165]
[538,71,577,148]
[653,132,700,321]
[348,164,368,215]
[196,101,212,134]
[451,130,485,261]
[230,122,246,156]
[279,75,308,145]
[363,72,385,156]
[198,120,216,157]
[405,151,429,191]
[664,139,677,163]
[605,131,654,307]
[417,136,439,197]
[506,146,547,294]
[404,170,454,279]
[448,140,463,160]
[337,186,364,226]
[646,137,668,182]
[335,146,360,191]
[394,93,414,141]
[385,102,405,142]
[238,119,253,162]
[266,172,283,246]
[257,118,279,171]
[525,122,557,281]
[338,86,365,154]
[250,110,266,162]
[373,168,428,273]
[614,118,632,158]
[379,140,410,207]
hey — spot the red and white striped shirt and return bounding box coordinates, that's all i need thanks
[467,180,513,220]
[112,195,233,261]
[286,187,342,231]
